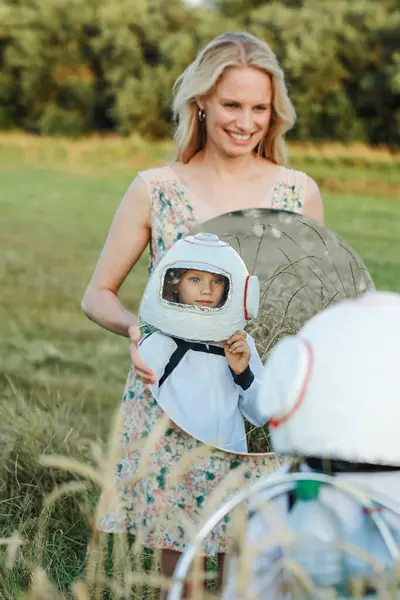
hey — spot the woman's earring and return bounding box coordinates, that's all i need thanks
[198,108,206,148]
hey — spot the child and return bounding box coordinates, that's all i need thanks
[137,232,269,453]
[221,291,400,599]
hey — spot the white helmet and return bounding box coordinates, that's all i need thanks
[260,291,400,465]
[139,232,260,342]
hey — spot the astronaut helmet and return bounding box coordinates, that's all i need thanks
[258,290,400,466]
[139,232,260,343]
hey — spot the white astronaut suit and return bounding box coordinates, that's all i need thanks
[138,232,268,453]
[222,291,400,599]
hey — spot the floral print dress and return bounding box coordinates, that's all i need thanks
[98,165,308,555]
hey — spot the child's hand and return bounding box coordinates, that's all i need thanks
[222,330,251,375]
[128,325,157,389]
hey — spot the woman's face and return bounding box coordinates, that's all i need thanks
[198,66,273,158]
[178,270,226,308]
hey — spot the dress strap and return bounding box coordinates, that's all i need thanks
[287,168,308,202]
[285,167,307,190]
[137,166,171,188]
[136,167,198,273]
[271,167,308,213]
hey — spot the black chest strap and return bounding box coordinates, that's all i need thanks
[158,337,225,388]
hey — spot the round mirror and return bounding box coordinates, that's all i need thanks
[138,209,374,455]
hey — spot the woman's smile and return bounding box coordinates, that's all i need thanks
[225,130,254,145]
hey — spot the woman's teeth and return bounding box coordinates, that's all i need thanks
[228,132,251,141]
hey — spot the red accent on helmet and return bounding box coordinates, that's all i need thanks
[269,339,313,429]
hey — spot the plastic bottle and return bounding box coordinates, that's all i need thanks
[287,480,346,587]
[345,510,395,577]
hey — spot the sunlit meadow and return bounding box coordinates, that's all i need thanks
[1,133,399,598]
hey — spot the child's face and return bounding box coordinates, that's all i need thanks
[179,270,226,308]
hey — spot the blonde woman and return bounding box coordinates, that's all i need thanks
[82,32,324,597]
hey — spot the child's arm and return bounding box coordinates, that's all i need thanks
[225,333,268,427]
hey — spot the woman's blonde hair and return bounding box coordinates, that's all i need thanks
[172,32,296,165]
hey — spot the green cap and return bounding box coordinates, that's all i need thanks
[294,480,321,501]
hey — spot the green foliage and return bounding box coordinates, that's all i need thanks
[91,0,201,137]
[0,0,398,142]
[217,0,399,145]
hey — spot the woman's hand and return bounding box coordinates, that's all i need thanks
[223,330,251,375]
[128,325,157,389]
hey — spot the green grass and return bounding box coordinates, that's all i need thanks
[0,138,399,597]
[323,191,400,291]
[1,165,150,598]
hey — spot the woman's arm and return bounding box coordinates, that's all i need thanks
[302,175,324,224]
[81,176,151,338]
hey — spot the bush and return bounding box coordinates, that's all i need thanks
[36,105,90,137]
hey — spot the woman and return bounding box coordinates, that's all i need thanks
[81,31,324,597]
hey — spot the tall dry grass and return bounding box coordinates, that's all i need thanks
[1,132,399,599]
[1,131,398,200]
[2,216,379,600]
[5,411,400,600]
[0,131,399,174]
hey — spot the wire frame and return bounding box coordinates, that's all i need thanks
[167,471,400,600]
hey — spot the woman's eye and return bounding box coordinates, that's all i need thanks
[255,106,267,111]
[189,277,200,283]
[224,103,238,108]
[214,278,223,284]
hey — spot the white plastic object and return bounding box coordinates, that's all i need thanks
[259,291,400,466]
[139,232,260,342]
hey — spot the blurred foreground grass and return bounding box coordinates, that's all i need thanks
[0,133,399,598]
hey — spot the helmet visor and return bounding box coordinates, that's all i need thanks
[161,264,230,311]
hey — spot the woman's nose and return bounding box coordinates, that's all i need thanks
[236,109,253,131]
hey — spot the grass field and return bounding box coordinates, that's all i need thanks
[0,134,399,598]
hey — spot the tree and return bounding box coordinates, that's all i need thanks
[94,0,201,137]
[211,0,399,144]
[0,0,398,143]
[1,0,109,135]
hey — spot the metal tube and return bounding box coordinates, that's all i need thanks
[167,472,400,600]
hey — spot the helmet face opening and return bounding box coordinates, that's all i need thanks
[160,264,231,313]
[139,234,254,343]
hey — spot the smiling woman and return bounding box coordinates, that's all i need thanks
[82,31,325,599]
[172,34,292,166]
[199,67,273,151]
[167,32,323,221]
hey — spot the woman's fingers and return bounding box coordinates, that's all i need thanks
[133,366,157,388]
[130,346,153,374]
[131,353,157,383]
[128,330,157,385]
[128,324,141,343]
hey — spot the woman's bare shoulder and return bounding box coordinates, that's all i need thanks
[137,165,172,185]
[280,167,324,224]
[301,173,324,224]
[121,166,169,212]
